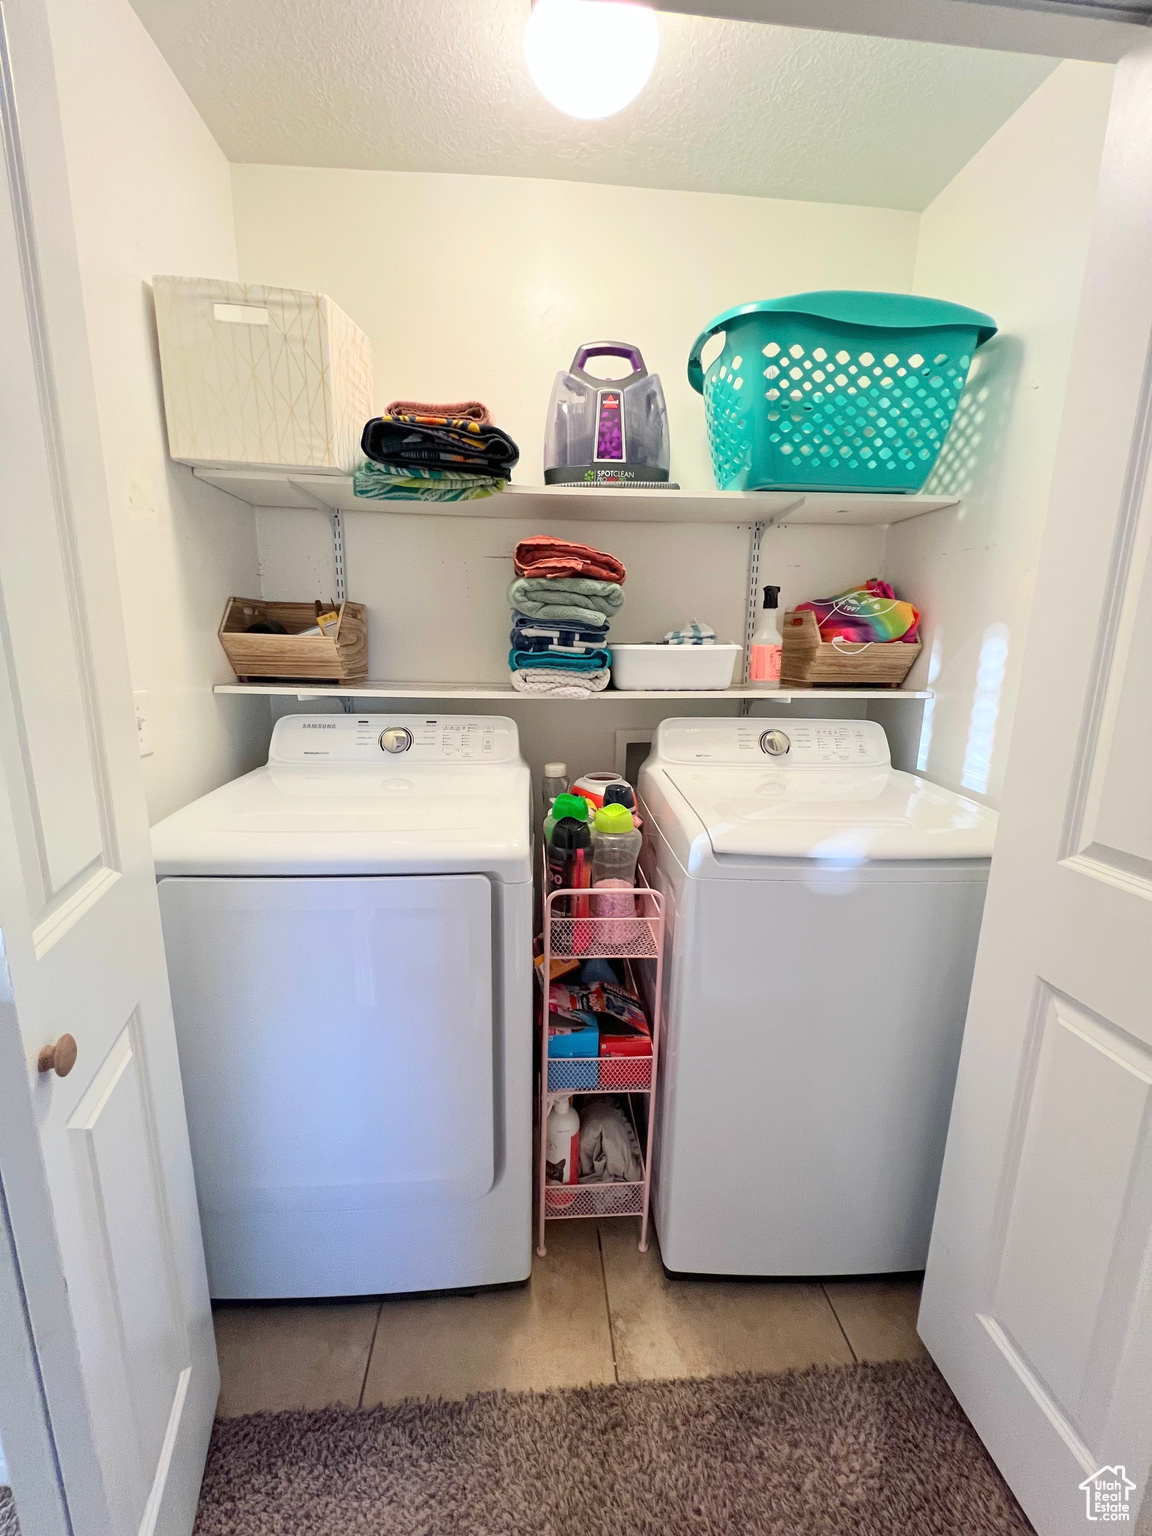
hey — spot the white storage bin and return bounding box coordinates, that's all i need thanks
[152,276,373,472]
[609,643,741,691]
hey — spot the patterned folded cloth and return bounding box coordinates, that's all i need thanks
[509,667,611,697]
[514,536,626,585]
[507,576,624,627]
[664,620,717,645]
[509,648,611,672]
[384,399,491,424]
[361,415,519,477]
[796,579,920,643]
[354,461,504,501]
[511,615,611,655]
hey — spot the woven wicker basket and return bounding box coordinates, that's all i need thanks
[780,609,920,689]
[219,597,368,681]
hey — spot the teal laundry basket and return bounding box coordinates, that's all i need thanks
[687,291,997,493]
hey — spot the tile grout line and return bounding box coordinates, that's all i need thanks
[358,1301,385,1408]
[821,1284,859,1365]
[597,1225,620,1385]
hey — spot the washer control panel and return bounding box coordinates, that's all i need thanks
[653,718,890,768]
[270,714,520,764]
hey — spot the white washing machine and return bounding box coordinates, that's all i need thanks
[151,713,532,1299]
[638,717,998,1278]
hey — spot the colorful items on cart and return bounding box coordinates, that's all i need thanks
[795,578,920,643]
[544,960,652,1091]
[356,399,519,501]
[508,537,625,696]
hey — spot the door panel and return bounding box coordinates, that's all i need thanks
[158,876,496,1221]
[0,2,106,906]
[988,989,1152,1452]
[1076,489,1152,877]
[69,1020,190,1509]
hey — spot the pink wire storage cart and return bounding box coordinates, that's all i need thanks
[536,863,665,1255]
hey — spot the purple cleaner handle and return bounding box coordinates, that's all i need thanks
[571,341,647,380]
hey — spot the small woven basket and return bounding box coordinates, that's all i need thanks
[780,609,920,689]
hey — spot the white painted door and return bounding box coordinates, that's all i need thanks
[0,1,217,1533]
[919,41,1152,1536]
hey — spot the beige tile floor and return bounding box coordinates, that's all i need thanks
[214,1220,926,1416]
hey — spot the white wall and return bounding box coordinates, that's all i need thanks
[888,59,1114,804]
[231,168,920,492]
[46,0,269,823]
[232,170,918,781]
[144,69,1109,801]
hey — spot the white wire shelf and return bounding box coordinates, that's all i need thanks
[214,680,932,702]
[192,468,957,526]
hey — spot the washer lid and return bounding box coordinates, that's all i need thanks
[663,764,997,861]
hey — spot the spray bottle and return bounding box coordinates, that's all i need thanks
[749,584,783,690]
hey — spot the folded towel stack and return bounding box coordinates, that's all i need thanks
[355,400,520,502]
[507,537,625,697]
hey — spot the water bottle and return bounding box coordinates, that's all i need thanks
[544,792,589,845]
[602,780,640,828]
[546,817,592,913]
[542,761,568,814]
[591,803,643,917]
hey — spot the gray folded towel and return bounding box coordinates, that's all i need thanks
[508,575,624,627]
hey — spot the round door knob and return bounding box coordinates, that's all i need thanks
[38,1034,78,1077]
[379,726,413,755]
[760,729,791,757]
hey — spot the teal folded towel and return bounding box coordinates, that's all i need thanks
[355,461,504,501]
[509,648,610,672]
[507,576,624,626]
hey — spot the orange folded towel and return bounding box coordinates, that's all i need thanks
[513,536,626,585]
[384,399,492,424]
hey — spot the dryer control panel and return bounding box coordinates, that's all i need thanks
[652,717,891,768]
[269,714,521,764]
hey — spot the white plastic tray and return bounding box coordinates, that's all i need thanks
[608,642,741,691]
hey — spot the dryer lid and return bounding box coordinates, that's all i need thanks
[150,715,532,879]
[663,764,998,861]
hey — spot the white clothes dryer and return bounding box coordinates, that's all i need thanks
[151,714,532,1299]
[638,717,998,1278]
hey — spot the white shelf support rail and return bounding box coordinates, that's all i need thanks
[329,507,347,604]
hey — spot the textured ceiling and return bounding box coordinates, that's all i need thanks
[127,0,1057,210]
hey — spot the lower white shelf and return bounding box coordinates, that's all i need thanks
[214,680,932,702]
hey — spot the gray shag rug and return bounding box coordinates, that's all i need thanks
[0,1488,17,1536]
[194,1358,1033,1535]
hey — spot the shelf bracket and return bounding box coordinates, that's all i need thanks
[742,519,768,685]
[329,508,347,605]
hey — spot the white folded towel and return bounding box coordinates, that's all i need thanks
[509,667,610,698]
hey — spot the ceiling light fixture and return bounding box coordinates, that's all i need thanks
[524,0,659,121]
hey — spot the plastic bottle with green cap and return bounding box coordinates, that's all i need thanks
[544,791,590,845]
[591,801,643,897]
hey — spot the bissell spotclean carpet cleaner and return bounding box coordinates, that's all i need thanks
[544,342,674,487]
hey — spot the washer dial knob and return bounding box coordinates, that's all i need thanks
[760,729,791,757]
[379,726,413,755]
